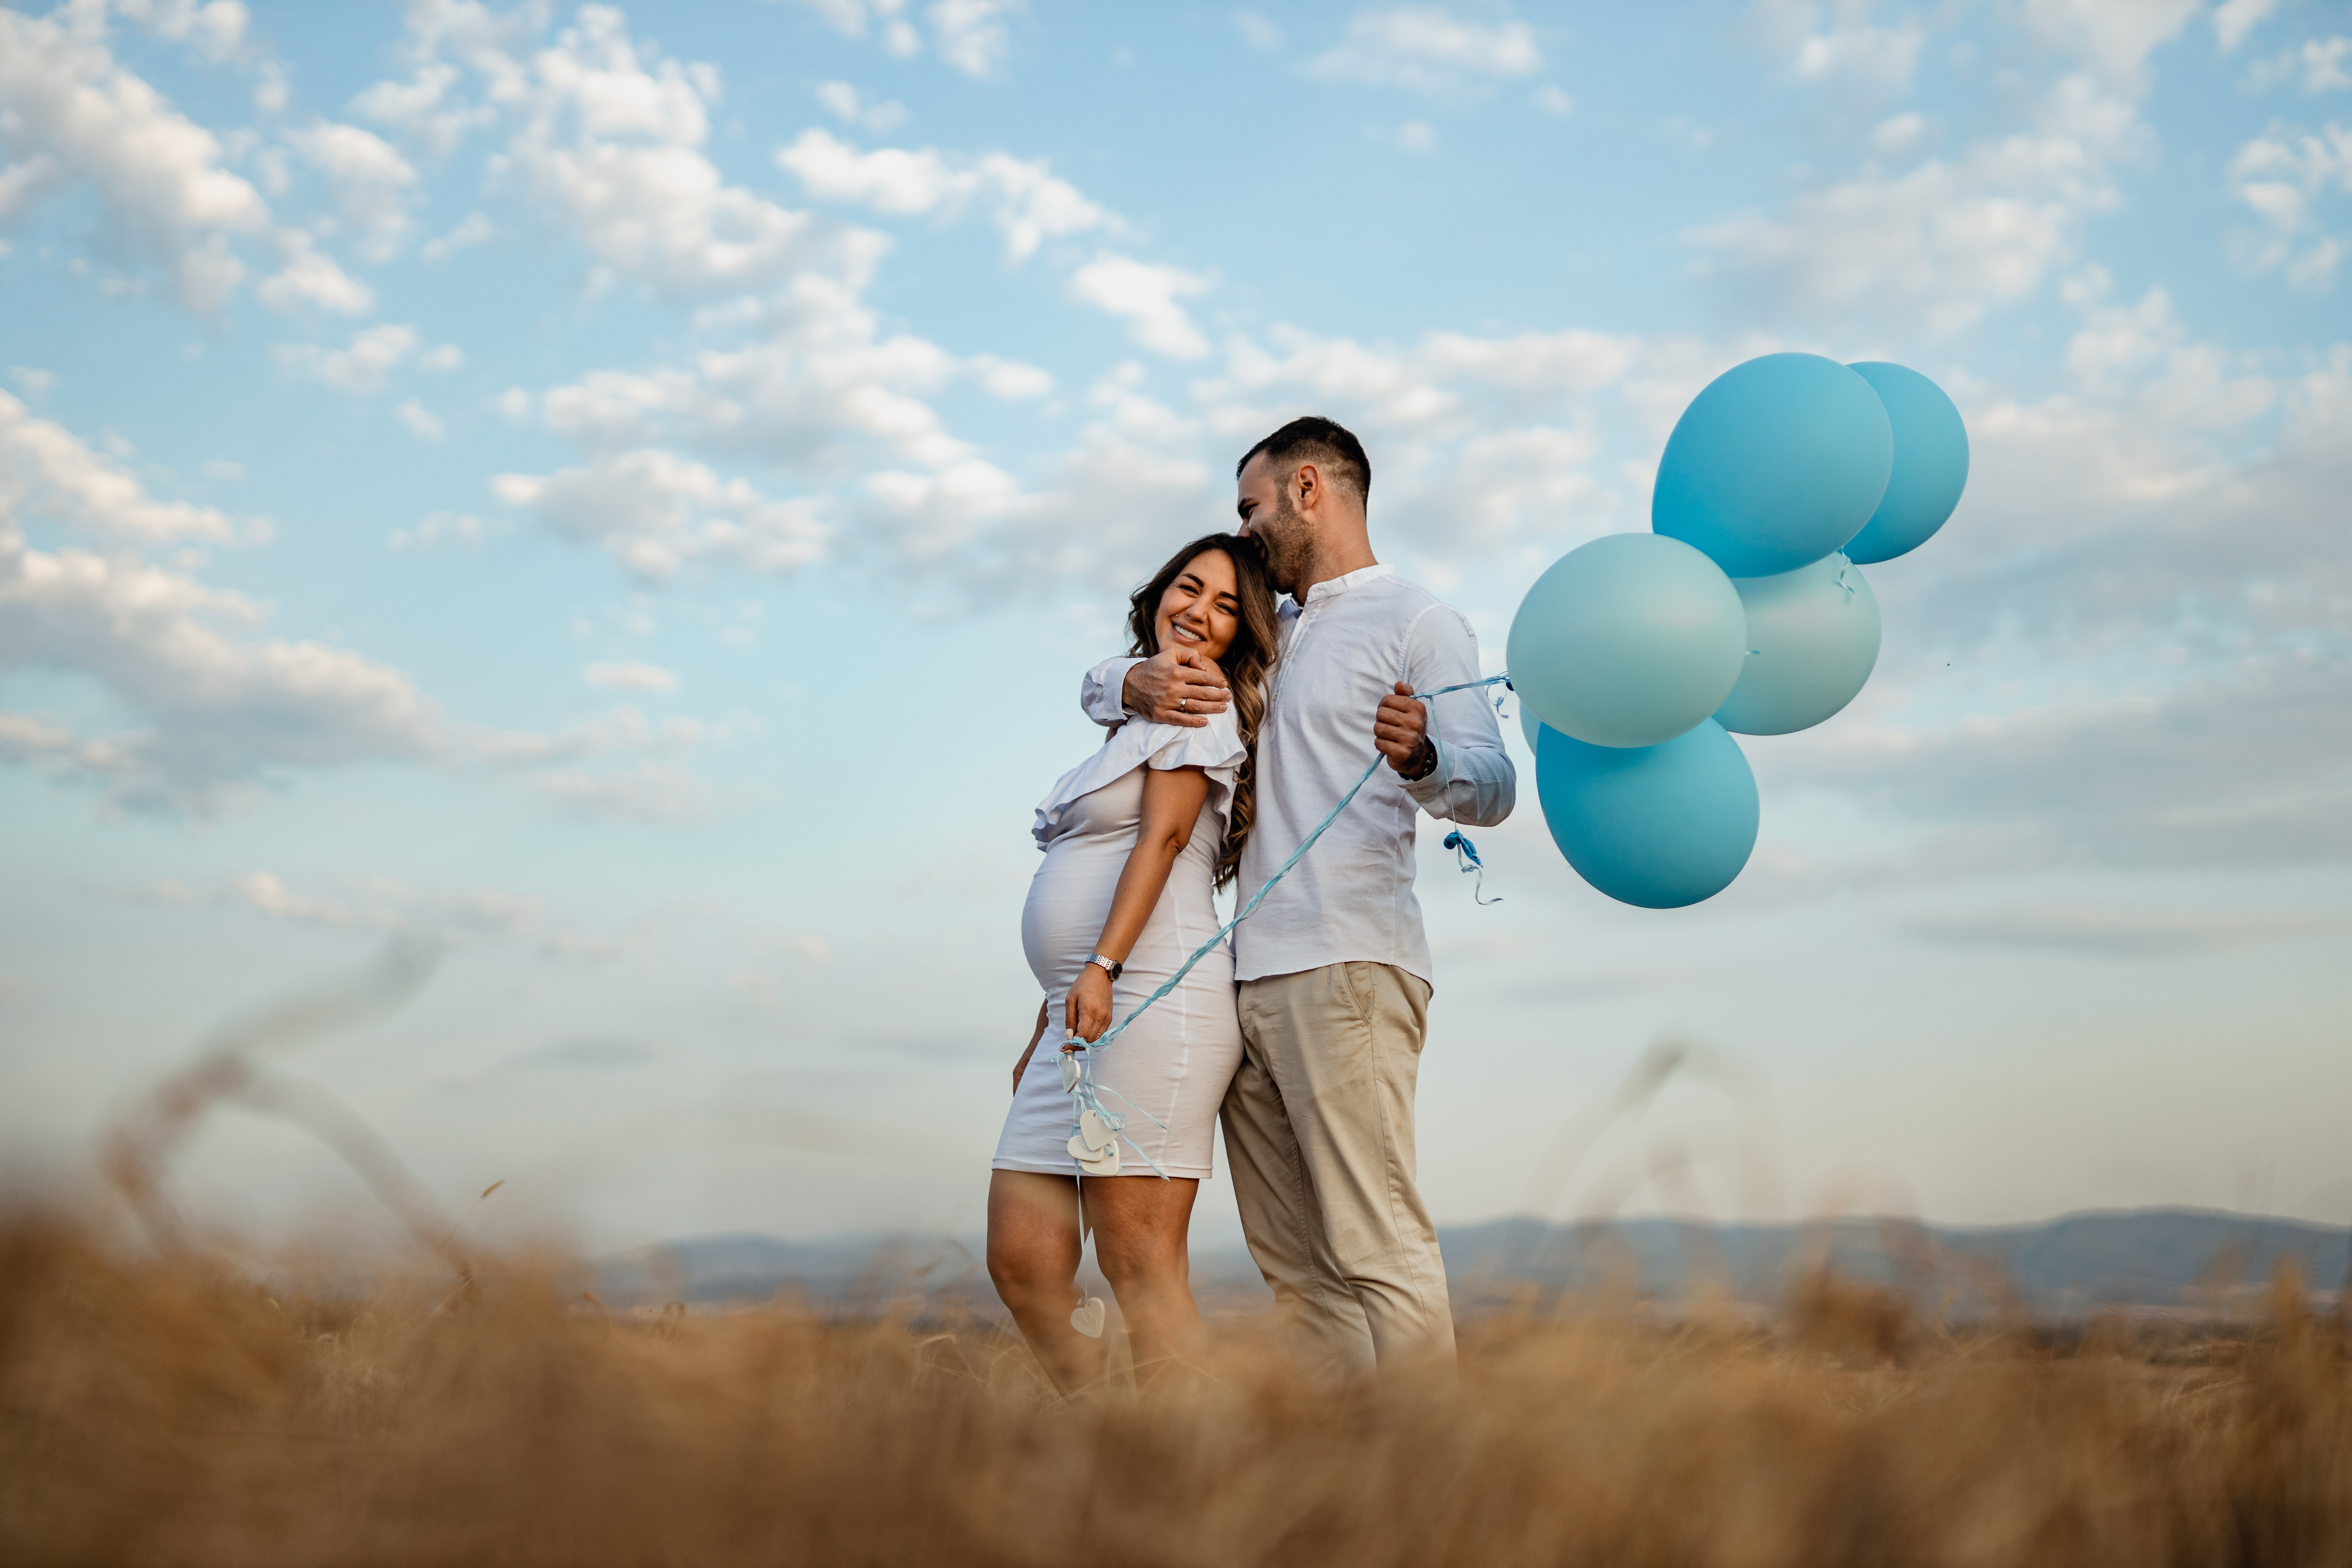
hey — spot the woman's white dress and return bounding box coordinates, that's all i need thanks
[992,708,1247,1181]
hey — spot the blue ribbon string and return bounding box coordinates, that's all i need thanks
[1064,672,1512,1176]
[1443,830,1501,905]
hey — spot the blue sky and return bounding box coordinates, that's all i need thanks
[2,0,2347,1255]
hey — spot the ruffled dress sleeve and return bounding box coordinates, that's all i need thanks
[1032,706,1246,849]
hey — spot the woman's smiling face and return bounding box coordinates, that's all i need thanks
[1154,548,1242,664]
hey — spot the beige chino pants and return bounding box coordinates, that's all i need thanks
[1221,962,1455,1378]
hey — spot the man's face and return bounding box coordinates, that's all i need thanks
[1236,451,1312,600]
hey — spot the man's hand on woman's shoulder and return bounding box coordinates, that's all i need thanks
[1121,646,1231,728]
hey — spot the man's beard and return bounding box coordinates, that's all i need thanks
[1255,489,1314,601]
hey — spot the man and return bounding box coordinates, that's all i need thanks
[1081,415,1515,1374]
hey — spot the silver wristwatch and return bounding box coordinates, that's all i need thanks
[1086,952,1123,981]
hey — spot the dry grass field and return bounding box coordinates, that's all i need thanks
[4,1214,2349,1568]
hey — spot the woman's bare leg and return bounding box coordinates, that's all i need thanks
[986,1170,1107,1394]
[1085,1175,1203,1387]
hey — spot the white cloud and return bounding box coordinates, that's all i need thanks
[972,355,1052,399]
[274,324,455,393]
[253,61,289,114]
[388,510,484,551]
[2240,35,2351,93]
[1383,119,1439,153]
[1689,74,2150,335]
[350,63,497,157]
[535,267,1026,475]
[113,0,249,62]
[1756,0,1924,94]
[420,210,495,263]
[814,80,908,133]
[2213,0,2279,54]
[1235,13,1282,52]
[0,390,237,545]
[469,7,880,297]
[1068,253,1213,357]
[585,660,679,692]
[494,448,832,581]
[788,0,921,58]
[0,5,269,308]
[776,127,1111,260]
[1532,84,1572,116]
[9,368,59,401]
[926,0,1019,78]
[2300,37,2352,93]
[394,398,445,440]
[533,762,713,821]
[2014,0,2201,84]
[1872,110,1926,154]
[2227,121,2352,289]
[284,120,417,259]
[257,230,376,314]
[150,870,642,961]
[465,703,712,768]
[0,397,442,813]
[1307,6,1541,94]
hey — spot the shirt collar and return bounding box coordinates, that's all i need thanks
[1300,561,1394,606]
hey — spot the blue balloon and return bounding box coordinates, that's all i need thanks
[1714,553,1881,736]
[1652,353,1893,577]
[1536,720,1759,909]
[1506,533,1748,749]
[1842,361,1968,565]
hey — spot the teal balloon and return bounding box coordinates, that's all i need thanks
[1652,353,1893,577]
[1842,361,1968,565]
[1714,553,1881,736]
[1506,533,1748,749]
[1518,698,1544,752]
[1536,720,1759,909]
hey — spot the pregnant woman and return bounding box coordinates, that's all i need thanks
[988,532,1276,1392]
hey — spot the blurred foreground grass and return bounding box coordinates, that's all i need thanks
[4,1214,2349,1567]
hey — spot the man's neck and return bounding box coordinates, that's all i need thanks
[1292,534,1379,602]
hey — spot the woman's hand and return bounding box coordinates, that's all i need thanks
[1066,964,1114,1044]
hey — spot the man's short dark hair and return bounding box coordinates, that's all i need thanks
[1238,415,1371,505]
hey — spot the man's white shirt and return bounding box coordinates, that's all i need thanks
[1082,562,1514,987]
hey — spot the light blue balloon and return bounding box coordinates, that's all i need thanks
[1506,533,1748,749]
[1652,353,1893,577]
[1842,361,1969,565]
[1714,553,1881,736]
[1536,720,1759,909]
[1518,698,1544,752]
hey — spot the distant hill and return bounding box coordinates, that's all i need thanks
[1437,1209,2351,1314]
[598,1207,2350,1317]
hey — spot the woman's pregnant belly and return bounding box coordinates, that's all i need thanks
[1021,802,1229,1004]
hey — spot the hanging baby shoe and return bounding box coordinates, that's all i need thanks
[1070,1294,1107,1338]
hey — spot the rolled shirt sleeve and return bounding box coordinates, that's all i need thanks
[1398,607,1517,828]
[1080,656,1143,728]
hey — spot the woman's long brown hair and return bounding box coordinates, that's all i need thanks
[1125,533,1279,890]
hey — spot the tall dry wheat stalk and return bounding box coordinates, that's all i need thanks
[3,1213,2347,1568]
